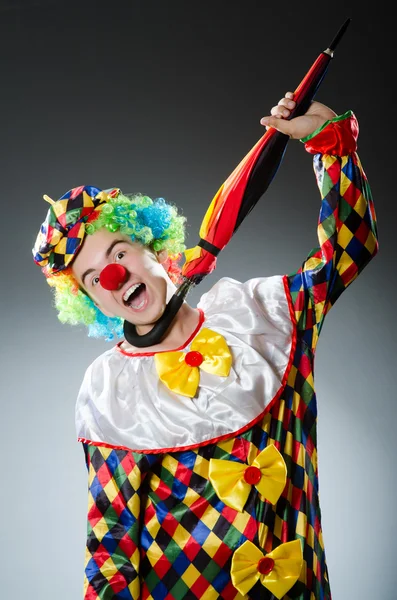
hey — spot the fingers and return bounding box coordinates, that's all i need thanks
[261,92,296,126]
[259,115,293,137]
[270,92,296,118]
[271,104,290,118]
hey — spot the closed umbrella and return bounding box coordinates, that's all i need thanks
[124,18,351,347]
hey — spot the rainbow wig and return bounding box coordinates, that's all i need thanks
[44,192,186,341]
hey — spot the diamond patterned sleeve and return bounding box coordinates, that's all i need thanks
[287,111,378,353]
[82,444,159,599]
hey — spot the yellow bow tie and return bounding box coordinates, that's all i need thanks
[154,327,232,398]
[209,444,287,512]
[231,539,303,599]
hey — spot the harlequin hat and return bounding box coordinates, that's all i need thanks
[33,185,120,275]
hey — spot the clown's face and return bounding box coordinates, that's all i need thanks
[72,228,175,333]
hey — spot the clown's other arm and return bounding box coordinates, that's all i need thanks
[262,94,379,353]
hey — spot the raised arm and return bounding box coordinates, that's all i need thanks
[261,95,379,353]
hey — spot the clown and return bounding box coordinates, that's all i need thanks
[33,93,378,600]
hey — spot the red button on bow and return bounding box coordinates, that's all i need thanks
[258,556,275,575]
[244,466,262,485]
[185,351,204,367]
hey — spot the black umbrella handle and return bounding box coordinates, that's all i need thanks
[123,280,194,347]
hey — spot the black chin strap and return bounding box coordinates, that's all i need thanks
[123,279,194,348]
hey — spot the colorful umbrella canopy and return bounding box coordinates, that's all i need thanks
[182,18,351,283]
[124,18,351,347]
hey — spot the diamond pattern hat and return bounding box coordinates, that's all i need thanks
[32,185,120,275]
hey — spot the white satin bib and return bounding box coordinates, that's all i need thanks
[75,275,296,452]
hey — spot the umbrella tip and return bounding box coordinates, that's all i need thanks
[328,18,352,53]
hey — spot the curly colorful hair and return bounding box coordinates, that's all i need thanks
[46,192,186,340]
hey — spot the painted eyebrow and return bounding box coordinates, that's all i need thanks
[81,239,126,286]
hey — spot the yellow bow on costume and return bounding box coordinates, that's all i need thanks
[154,327,232,398]
[231,539,303,599]
[209,444,287,512]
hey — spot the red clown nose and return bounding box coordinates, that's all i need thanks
[99,263,128,290]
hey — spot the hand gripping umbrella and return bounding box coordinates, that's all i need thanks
[124,18,351,347]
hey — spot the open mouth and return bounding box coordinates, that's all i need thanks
[122,282,148,311]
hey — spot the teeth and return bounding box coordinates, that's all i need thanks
[123,283,142,302]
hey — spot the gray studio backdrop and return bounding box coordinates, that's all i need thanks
[1,1,396,599]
